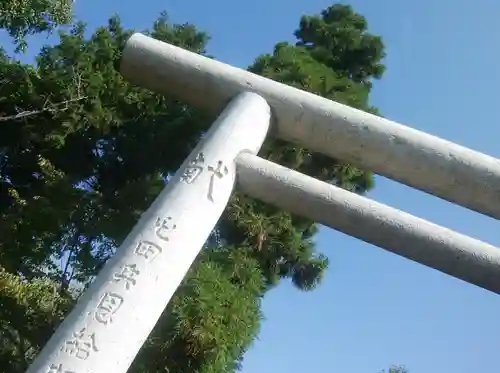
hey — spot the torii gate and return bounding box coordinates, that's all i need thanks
[26,33,500,373]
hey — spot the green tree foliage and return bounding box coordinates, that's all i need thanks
[383,366,409,373]
[0,267,74,373]
[131,247,264,373]
[0,4,387,373]
[295,4,385,87]
[0,0,73,51]
[0,14,211,281]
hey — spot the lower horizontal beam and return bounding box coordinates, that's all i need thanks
[235,152,500,295]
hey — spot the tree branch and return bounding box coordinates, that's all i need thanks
[0,96,87,122]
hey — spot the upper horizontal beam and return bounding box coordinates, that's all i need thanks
[120,33,500,219]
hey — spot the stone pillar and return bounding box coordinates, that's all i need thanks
[25,92,270,373]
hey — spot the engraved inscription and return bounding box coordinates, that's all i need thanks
[181,152,205,184]
[94,292,124,325]
[134,240,162,261]
[113,264,140,290]
[154,216,176,241]
[181,153,230,201]
[46,363,75,373]
[62,327,98,360]
[207,160,229,201]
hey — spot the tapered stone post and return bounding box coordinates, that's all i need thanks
[25,92,270,373]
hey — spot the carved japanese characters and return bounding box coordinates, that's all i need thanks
[180,152,230,202]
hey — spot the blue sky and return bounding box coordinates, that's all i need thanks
[3,0,500,372]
